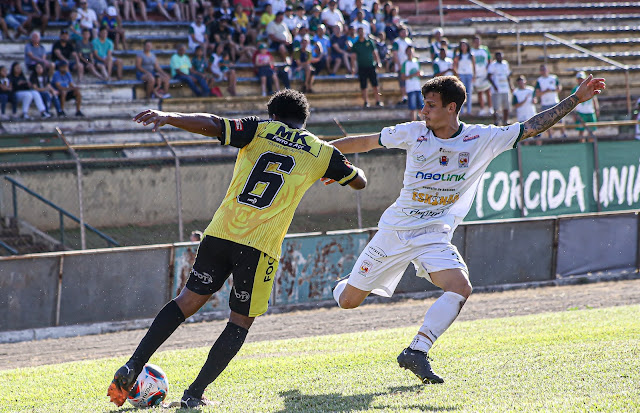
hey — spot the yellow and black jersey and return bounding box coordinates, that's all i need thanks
[204,116,358,259]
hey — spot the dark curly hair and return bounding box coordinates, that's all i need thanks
[421,75,467,114]
[267,89,310,127]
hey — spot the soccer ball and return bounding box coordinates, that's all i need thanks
[127,364,169,408]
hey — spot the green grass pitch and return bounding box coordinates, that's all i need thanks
[1,305,638,412]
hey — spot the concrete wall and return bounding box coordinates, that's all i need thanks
[0,151,406,230]
[1,211,637,333]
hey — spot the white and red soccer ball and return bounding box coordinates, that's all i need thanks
[127,364,169,408]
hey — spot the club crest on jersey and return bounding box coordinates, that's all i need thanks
[359,260,373,276]
[233,119,243,131]
[463,134,479,142]
[417,135,428,142]
[458,152,469,168]
[440,155,449,166]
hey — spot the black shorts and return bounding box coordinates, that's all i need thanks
[358,66,378,90]
[186,235,278,317]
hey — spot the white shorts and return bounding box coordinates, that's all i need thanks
[474,73,491,92]
[347,228,468,297]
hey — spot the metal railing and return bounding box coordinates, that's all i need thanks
[436,0,522,66]
[4,176,119,250]
[543,33,632,118]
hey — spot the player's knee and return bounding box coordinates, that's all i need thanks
[229,311,254,330]
[338,294,361,309]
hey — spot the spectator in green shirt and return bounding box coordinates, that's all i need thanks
[92,26,123,81]
[170,44,210,97]
[350,27,382,107]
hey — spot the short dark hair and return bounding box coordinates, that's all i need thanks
[267,89,310,126]
[421,76,466,114]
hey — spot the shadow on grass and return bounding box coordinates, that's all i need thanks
[275,386,457,413]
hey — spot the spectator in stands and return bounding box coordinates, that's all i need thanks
[432,47,453,77]
[391,25,410,104]
[88,0,108,16]
[76,28,108,81]
[77,0,98,38]
[25,32,54,76]
[79,28,109,78]
[384,6,399,40]
[101,6,127,51]
[471,34,492,116]
[30,62,63,116]
[330,24,352,74]
[267,12,292,62]
[191,45,216,92]
[253,43,279,96]
[292,35,314,93]
[401,45,422,121]
[371,1,384,34]
[269,0,286,14]
[487,50,511,126]
[233,4,255,44]
[150,0,182,21]
[512,75,536,123]
[52,61,83,116]
[294,5,308,29]
[350,10,371,37]
[0,9,12,40]
[54,0,77,22]
[209,42,237,96]
[321,0,344,31]
[292,25,307,48]
[3,2,29,39]
[346,24,357,44]
[235,32,257,63]
[52,29,82,80]
[259,3,275,32]
[308,5,322,32]
[16,0,49,36]
[9,62,50,119]
[428,27,443,59]
[67,9,82,42]
[351,26,382,107]
[535,64,565,138]
[127,0,148,21]
[217,0,233,20]
[0,66,13,120]
[93,26,123,81]
[376,31,391,72]
[339,0,355,16]
[283,6,297,32]
[185,0,211,23]
[453,39,475,115]
[572,71,599,139]
[170,44,210,96]
[312,24,331,73]
[349,0,372,24]
[136,40,171,98]
[188,13,208,52]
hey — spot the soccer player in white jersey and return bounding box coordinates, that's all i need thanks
[327,74,605,384]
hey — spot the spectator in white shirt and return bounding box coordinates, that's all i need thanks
[350,11,370,36]
[77,0,98,38]
[321,0,344,30]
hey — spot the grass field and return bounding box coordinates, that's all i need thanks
[1,305,638,413]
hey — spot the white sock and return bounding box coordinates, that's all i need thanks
[410,291,467,353]
[333,279,348,308]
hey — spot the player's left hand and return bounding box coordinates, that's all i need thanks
[134,109,171,132]
[574,74,606,103]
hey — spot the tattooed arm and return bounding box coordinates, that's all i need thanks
[521,74,606,140]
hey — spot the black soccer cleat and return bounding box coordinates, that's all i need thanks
[397,347,444,384]
[181,390,216,408]
[107,362,141,406]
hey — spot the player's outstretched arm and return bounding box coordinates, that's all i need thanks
[349,167,367,190]
[521,74,605,140]
[133,109,223,137]
[329,133,382,154]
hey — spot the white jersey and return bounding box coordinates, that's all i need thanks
[487,60,511,93]
[378,121,524,233]
[512,86,536,122]
[535,75,560,106]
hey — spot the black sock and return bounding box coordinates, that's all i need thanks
[128,300,186,373]
[187,322,249,398]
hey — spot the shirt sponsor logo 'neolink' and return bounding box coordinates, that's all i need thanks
[415,171,466,181]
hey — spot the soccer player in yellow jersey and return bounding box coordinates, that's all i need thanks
[107,90,367,408]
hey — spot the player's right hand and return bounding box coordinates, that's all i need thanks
[134,109,170,132]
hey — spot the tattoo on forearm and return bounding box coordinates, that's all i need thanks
[523,94,579,139]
